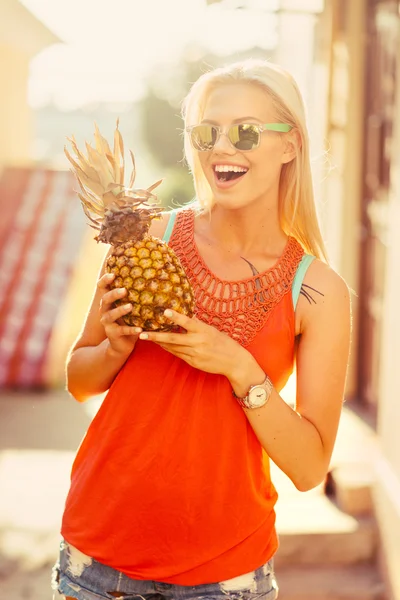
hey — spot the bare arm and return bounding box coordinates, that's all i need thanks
[229,260,352,490]
[66,212,171,402]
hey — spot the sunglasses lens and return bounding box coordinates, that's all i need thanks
[189,124,261,151]
[229,124,260,150]
[190,125,218,151]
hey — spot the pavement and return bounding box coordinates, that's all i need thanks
[0,389,103,600]
[0,379,376,600]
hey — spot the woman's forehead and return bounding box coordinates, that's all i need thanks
[201,82,275,123]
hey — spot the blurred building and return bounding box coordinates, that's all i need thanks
[318,0,400,597]
[0,2,91,388]
[0,0,59,170]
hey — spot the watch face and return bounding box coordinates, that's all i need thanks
[248,386,268,408]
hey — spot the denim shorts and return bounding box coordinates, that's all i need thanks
[52,539,279,600]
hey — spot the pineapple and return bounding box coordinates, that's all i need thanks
[65,120,195,331]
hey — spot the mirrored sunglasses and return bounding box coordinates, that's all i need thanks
[186,122,292,152]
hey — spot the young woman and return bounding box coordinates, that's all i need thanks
[52,59,351,600]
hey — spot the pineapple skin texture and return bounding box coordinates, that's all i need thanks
[106,235,195,331]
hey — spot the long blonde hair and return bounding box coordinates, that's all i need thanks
[181,59,328,262]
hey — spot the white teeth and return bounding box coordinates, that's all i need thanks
[214,165,248,173]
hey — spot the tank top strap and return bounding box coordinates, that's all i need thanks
[162,210,178,243]
[292,254,315,309]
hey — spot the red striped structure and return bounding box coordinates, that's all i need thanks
[0,167,86,388]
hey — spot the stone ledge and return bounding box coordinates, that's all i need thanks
[328,462,375,517]
[275,516,378,567]
[276,564,386,600]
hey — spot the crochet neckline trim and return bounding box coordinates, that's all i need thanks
[169,208,305,345]
[188,209,297,285]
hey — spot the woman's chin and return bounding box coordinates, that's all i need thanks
[212,195,255,211]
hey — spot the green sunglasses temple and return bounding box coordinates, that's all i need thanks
[261,123,292,132]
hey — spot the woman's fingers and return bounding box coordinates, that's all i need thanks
[97,273,128,310]
[157,343,191,355]
[160,309,197,331]
[103,319,142,337]
[97,272,115,290]
[119,325,142,336]
[99,297,142,336]
[100,302,132,325]
[100,287,127,313]
[139,331,192,345]
[95,273,142,357]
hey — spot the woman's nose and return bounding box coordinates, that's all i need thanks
[213,131,236,154]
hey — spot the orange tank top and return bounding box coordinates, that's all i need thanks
[61,208,305,585]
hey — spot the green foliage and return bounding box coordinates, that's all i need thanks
[156,164,195,209]
[141,91,185,169]
[139,47,221,172]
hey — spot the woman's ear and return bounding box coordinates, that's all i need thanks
[281,129,301,164]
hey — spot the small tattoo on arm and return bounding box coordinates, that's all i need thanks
[240,258,324,307]
[300,284,324,305]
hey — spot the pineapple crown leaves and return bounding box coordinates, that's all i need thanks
[64,119,164,233]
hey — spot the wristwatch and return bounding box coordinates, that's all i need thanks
[232,375,274,409]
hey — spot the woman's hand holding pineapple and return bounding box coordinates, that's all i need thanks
[98,272,142,357]
[138,309,254,382]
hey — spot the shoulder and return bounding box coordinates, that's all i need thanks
[149,205,196,240]
[297,258,351,334]
[148,210,175,239]
[304,258,350,298]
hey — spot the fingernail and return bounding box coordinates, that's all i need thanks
[134,327,142,333]
[118,288,126,295]
[139,333,149,340]
[164,309,173,317]
[124,304,131,310]
[106,273,114,279]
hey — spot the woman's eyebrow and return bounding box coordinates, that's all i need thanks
[200,116,263,125]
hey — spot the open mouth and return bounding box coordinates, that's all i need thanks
[213,166,248,184]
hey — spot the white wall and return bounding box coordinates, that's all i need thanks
[373,41,400,596]
[0,44,32,168]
